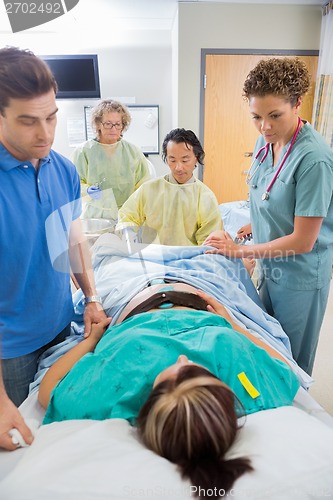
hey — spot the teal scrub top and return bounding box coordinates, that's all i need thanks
[249,122,333,290]
[43,310,300,425]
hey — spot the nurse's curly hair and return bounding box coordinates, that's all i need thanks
[91,99,132,139]
[137,365,253,498]
[162,128,205,166]
[243,57,311,106]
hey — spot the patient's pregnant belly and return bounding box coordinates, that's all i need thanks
[116,282,198,324]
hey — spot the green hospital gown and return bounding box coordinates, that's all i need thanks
[72,138,150,221]
[43,310,300,425]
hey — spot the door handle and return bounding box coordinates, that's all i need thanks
[244,152,253,157]
[242,170,249,175]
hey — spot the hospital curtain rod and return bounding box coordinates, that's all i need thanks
[322,1,333,15]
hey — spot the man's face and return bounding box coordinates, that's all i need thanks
[166,141,197,184]
[0,90,58,167]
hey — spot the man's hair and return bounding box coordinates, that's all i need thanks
[137,365,253,498]
[0,46,58,115]
[162,128,205,166]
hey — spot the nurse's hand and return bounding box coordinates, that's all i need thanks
[203,230,227,245]
[204,231,243,257]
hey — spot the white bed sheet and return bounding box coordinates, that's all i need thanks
[219,200,251,239]
[2,237,332,498]
[0,389,333,500]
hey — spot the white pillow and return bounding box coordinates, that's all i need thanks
[1,406,333,500]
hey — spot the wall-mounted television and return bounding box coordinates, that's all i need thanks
[41,54,101,99]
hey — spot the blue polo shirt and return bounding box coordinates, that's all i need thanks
[0,144,81,358]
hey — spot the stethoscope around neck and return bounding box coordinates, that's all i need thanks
[246,117,302,201]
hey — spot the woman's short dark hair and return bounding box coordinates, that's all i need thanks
[243,57,311,107]
[0,46,58,115]
[137,365,253,498]
[162,128,205,166]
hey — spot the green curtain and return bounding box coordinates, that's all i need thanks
[312,3,333,148]
[312,74,333,148]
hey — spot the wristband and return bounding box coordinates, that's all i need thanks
[84,295,102,305]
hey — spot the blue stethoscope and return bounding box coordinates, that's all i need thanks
[246,117,302,201]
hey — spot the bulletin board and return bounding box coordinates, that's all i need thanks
[84,104,160,155]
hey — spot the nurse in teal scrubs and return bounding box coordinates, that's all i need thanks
[204,57,333,375]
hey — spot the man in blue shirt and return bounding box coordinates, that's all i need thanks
[0,46,110,451]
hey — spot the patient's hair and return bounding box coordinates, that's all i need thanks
[91,99,132,139]
[137,365,253,498]
[243,57,311,107]
[162,128,205,166]
[0,46,58,115]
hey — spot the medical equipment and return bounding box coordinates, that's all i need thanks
[81,218,114,237]
[246,117,302,201]
[234,233,253,245]
[94,177,106,188]
[122,226,139,250]
[122,290,209,321]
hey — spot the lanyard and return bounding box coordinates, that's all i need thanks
[247,117,302,201]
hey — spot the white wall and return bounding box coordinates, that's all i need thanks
[171,8,179,129]
[177,3,322,135]
[0,21,173,176]
[0,2,322,176]
[51,39,172,176]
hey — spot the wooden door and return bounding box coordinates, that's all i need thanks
[203,54,318,203]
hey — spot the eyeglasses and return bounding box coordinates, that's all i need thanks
[101,121,123,130]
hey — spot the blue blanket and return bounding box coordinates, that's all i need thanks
[31,234,312,392]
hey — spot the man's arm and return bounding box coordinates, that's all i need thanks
[69,218,111,337]
[0,361,33,451]
[38,318,111,409]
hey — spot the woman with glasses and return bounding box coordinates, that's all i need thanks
[72,99,150,221]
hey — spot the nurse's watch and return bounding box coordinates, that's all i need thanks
[84,295,102,305]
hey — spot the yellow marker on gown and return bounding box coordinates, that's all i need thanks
[237,372,260,399]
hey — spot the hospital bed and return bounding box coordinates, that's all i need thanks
[219,199,252,240]
[1,236,333,500]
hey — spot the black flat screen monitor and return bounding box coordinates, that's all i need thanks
[42,54,101,99]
